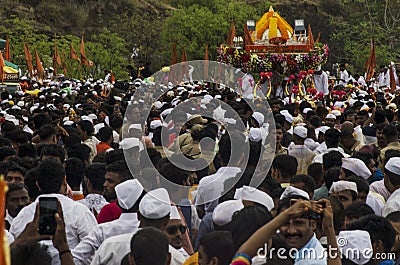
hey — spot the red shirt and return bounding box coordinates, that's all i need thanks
[96,142,111,154]
[96,201,122,224]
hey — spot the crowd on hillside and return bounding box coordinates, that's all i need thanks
[3,60,400,265]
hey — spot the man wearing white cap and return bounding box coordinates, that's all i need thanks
[91,188,185,265]
[313,65,329,96]
[329,180,358,209]
[289,125,315,175]
[341,157,372,180]
[163,206,190,259]
[72,179,145,265]
[382,157,400,217]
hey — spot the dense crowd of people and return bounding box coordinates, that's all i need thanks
[3,63,400,265]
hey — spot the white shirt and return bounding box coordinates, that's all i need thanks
[382,188,400,217]
[10,194,97,265]
[72,213,140,265]
[370,179,391,201]
[90,231,185,265]
[241,74,255,99]
[195,167,241,213]
[313,71,329,96]
[304,138,319,151]
[366,192,385,216]
[78,193,108,214]
[339,69,349,86]
[353,125,365,146]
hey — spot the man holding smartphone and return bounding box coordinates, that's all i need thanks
[10,159,98,265]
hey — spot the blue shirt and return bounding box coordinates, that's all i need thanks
[294,234,327,265]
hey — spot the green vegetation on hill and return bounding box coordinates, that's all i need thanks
[0,0,399,78]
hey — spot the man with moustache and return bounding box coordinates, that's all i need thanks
[276,196,327,265]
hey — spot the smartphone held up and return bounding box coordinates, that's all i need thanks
[38,197,58,235]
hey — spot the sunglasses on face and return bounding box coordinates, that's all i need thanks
[166,225,187,235]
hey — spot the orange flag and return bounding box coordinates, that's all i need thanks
[70,42,81,63]
[365,38,376,82]
[243,24,254,48]
[34,48,44,78]
[23,42,34,77]
[204,44,209,81]
[179,47,188,83]
[390,63,396,93]
[80,34,91,67]
[226,19,236,46]
[0,175,10,264]
[4,37,10,61]
[0,52,4,84]
[308,24,315,50]
[62,51,67,76]
[53,34,62,75]
[171,42,177,65]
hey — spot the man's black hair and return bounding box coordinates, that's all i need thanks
[200,231,235,265]
[65,157,85,188]
[272,155,298,181]
[130,227,169,265]
[347,215,395,253]
[36,159,66,194]
[40,144,65,162]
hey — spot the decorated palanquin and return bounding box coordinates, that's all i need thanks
[217,6,329,74]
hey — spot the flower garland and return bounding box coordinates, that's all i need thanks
[217,42,329,73]
[257,72,273,98]
[285,74,296,96]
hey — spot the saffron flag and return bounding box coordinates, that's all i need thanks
[243,24,254,48]
[308,24,315,50]
[204,44,209,81]
[179,47,188,83]
[23,42,34,77]
[4,37,10,61]
[34,48,45,78]
[390,63,396,93]
[365,38,376,82]
[62,51,67,76]
[0,52,4,84]
[80,34,91,67]
[226,19,236,46]
[53,34,62,74]
[70,42,81,63]
[0,175,10,265]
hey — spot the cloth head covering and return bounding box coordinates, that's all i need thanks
[119,137,143,151]
[150,120,162,130]
[139,188,171,219]
[249,128,262,142]
[280,110,293,124]
[293,125,308,139]
[252,112,264,126]
[385,157,400,174]
[280,186,310,200]
[115,179,144,210]
[212,200,244,226]
[337,230,373,265]
[329,181,358,194]
[234,186,274,211]
[129,124,142,130]
[170,206,182,220]
[326,113,336,119]
[341,158,371,179]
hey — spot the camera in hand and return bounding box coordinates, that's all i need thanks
[38,197,58,235]
[290,199,325,221]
